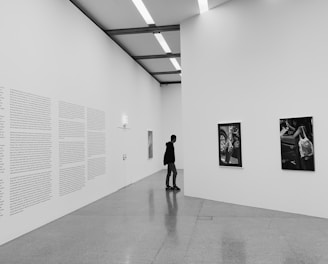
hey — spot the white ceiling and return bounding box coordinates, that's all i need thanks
[72,0,230,84]
[75,0,147,29]
[115,33,165,56]
[142,58,176,72]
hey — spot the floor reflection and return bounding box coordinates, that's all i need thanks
[148,189,154,221]
[165,190,178,236]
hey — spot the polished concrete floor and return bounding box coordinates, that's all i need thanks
[1,170,328,264]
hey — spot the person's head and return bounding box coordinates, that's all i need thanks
[171,134,176,143]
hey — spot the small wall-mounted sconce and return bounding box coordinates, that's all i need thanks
[121,114,129,129]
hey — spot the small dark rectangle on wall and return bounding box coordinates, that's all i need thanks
[280,116,314,171]
[218,122,242,167]
[148,130,153,159]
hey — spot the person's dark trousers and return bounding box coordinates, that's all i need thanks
[166,163,177,187]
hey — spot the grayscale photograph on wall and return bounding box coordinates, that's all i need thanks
[280,116,314,171]
[218,122,242,167]
[148,130,153,159]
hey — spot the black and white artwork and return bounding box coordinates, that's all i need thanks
[280,116,314,171]
[218,123,242,167]
[148,130,153,159]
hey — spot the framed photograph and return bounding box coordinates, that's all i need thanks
[148,130,153,159]
[280,116,314,171]
[218,122,242,167]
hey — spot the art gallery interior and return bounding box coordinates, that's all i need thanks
[1,0,328,263]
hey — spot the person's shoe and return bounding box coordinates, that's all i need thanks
[166,186,173,191]
[173,186,180,191]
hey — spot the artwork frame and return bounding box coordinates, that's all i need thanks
[148,130,153,159]
[218,122,242,167]
[280,116,314,171]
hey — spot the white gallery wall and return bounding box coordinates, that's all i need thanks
[0,0,164,245]
[181,0,328,218]
[161,84,184,169]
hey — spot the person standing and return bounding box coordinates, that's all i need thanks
[164,135,180,191]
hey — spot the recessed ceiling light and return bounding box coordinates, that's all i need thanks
[131,0,155,25]
[154,33,172,53]
[170,58,181,71]
[198,0,209,13]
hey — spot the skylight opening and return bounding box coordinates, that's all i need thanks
[170,58,181,71]
[131,0,182,75]
[198,0,209,14]
[153,33,172,53]
[131,0,155,25]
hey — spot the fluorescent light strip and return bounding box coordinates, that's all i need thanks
[131,0,155,25]
[198,0,209,13]
[154,33,172,53]
[154,33,181,71]
[170,58,181,71]
[131,0,181,73]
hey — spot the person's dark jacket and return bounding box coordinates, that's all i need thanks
[163,142,175,165]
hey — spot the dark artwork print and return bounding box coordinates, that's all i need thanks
[280,116,314,171]
[148,130,153,159]
[218,123,242,167]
